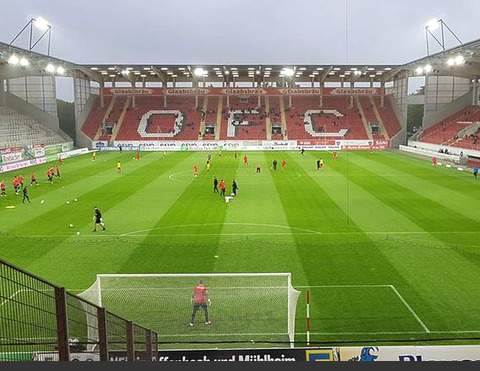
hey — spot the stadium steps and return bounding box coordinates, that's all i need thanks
[215,96,223,140]
[199,96,209,140]
[279,96,288,140]
[93,95,117,140]
[265,96,272,140]
[369,96,389,140]
[355,96,374,140]
[111,96,132,142]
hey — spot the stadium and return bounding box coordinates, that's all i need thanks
[1,1,480,362]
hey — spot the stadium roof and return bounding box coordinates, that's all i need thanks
[1,38,480,85]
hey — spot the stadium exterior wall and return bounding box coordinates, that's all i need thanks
[5,92,60,132]
[422,91,473,129]
[74,94,96,149]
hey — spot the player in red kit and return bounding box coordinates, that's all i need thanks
[13,177,20,195]
[0,180,6,197]
[135,151,141,161]
[30,173,38,186]
[243,155,248,166]
[333,151,338,161]
[193,165,199,177]
[282,160,287,170]
[189,280,212,327]
[432,157,438,167]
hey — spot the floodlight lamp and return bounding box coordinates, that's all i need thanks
[283,68,294,77]
[426,18,440,31]
[455,55,465,65]
[121,70,130,75]
[225,70,230,75]
[354,70,362,76]
[416,67,424,75]
[20,57,29,66]
[46,64,55,73]
[8,55,19,65]
[424,64,433,73]
[34,17,50,31]
[194,68,205,77]
[447,58,455,66]
[57,66,65,75]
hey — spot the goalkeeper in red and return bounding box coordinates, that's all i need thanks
[189,280,212,327]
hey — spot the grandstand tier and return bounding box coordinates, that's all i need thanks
[82,93,403,142]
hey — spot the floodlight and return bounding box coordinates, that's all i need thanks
[46,64,55,73]
[256,70,261,75]
[8,55,19,65]
[57,66,65,75]
[194,68,205,77]
[283,68,294,77]
[34,17,50,31]
[424,64,433,73]
[416,67,424,75]
[447,58,455,66]
[122,70,130,75]
[20,57,29,66]
[225,71,230,75]
[455,55,465,65]
[426,18,440,31]
[354,70,362,76]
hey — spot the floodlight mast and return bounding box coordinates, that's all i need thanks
[10,17,52,55]
[425,18,463,56]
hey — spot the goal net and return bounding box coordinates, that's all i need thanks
[79,273,300,348]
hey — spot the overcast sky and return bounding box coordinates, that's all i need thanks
[3,0,480,101]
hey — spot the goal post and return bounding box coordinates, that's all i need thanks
[79,273,301,348]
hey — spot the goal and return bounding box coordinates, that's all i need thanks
[79,273,301,348]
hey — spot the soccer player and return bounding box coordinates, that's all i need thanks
[55,166,61,178]
[282,160,287,170]
[0,180,6,197]
[333,151,338,161]
[474,167,479,180]
[320,159,325,169]
[317,160,321,170]
[213,177,219,193]
[194,165,199,177]
[22,187,31,204]
[432,156,438,167]
[232,180,238,196]
[256,164,261,174]
[92,206,106,232]
[234,151,238,159]
[206,160,211,172]
[163,150,167,158]
[30,173,38,186]
[135,151,141,161]
[18,175,25,189]
[273,160,278,171]
[189,280,212,327]
[301,148,305,156]
[117,161,122,173]
[243,155,248,166]
[219,180,226,197]
[13,176,20,195]
[92,151,96,161]
[219,150,222,159]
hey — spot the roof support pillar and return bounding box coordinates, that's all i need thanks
[131,80,136,109]
[380,82,385,108]
[195,80,199,109]
[319,82,324,108]
[100,80,105,108]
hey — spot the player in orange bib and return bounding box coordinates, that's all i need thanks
[333,151,338,161]
[282,160,287,170]
[243,155,248,166]
[194,165,199,177]
[189,280,212,327]
[135,151,141,161]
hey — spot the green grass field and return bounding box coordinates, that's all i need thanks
[1,149,480,349]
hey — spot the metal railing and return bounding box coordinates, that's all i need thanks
[0,258,158,361]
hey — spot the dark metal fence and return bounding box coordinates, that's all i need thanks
[0,258,158,361]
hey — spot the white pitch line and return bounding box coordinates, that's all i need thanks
[389,285,430,333]
[0,289,24,308]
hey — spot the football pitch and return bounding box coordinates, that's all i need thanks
[1,149,480,348]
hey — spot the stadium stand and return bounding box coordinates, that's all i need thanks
[285,96,369,140]
[0,106,69,148]
[219,96,267,140]
[419,106,480,148]
[112,96,201,141]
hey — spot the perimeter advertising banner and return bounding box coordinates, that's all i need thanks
[339,346,480,362]
[0,147,24,164]
[103,87,385,97]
